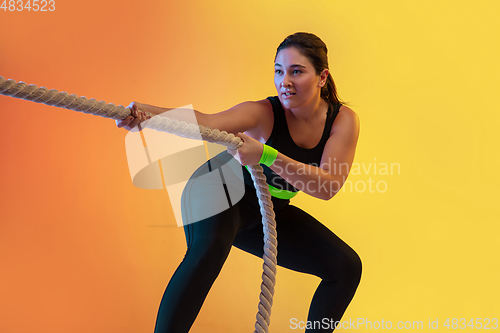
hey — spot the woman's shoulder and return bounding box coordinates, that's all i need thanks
[329,104,360,136]
[223,97,274,118]
[237,97,274,110]
[253,96,277,110]
[242,97,275,142]
[339,104,356,116]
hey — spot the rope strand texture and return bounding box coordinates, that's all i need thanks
[0,75,277,333]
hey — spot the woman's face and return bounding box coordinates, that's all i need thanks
[274,46,323,110]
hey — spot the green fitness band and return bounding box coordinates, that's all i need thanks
[259,144,278,167]
[244,145,298,199]
[244,165,298,199]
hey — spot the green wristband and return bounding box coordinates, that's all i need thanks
[259,144,278,167]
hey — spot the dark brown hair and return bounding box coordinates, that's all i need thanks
[275,32,349,109]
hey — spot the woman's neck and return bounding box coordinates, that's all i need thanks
[287,94,327,123]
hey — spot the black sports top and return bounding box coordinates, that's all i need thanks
[242,96,341,193]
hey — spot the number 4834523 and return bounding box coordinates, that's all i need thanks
[1,0,55,11]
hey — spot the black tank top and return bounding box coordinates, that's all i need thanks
[242,96,341,192]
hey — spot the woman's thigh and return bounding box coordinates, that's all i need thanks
[233,204,361,281]
[180,154,263,249]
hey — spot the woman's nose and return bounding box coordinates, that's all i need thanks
[281,76,291,87]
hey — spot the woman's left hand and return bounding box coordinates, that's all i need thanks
[227,132,264,166]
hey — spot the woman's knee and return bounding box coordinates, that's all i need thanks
[322,248,362,287]
[186,231,235,270]
[342,250,362,287]
[183,208,239,258]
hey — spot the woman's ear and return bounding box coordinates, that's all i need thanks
[319,68,329,87]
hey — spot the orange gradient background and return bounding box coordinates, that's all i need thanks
[1,1,499,332]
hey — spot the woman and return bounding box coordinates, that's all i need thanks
[117,32,361,333]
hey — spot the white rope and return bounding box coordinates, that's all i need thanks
[0,75,277,333]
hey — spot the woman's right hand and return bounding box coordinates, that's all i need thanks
[115,102,152,132]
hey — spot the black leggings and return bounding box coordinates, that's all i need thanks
[154,154,362,333]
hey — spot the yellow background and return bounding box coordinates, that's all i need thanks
[1,0,499,332]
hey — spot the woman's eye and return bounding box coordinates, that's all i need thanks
[274,69,281,74]
[293,70,301,74]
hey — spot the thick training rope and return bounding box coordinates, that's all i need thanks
[0,75,277,333]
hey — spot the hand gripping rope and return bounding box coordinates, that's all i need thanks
[0,75,277,333]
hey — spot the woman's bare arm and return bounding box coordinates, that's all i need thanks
[121,100,271,135]
[226,105,360,200]
[268,106,360,200]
